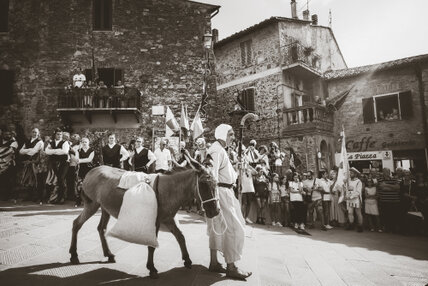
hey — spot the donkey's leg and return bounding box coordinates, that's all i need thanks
[69,200,100,264]
[97,208,115,263]
[165,218,192,269]
[147,222,161,279]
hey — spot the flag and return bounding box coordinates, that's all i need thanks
[190,107,204,139]
[180,103,190,136]
[337,126,350,203]
[165,106,179,137]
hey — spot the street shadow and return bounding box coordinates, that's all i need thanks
[14,210,85,217]
[0,263,226,286]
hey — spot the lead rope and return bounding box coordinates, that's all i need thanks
[195,176,228,236]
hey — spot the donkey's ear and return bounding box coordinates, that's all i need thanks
[203,154,214,168]
[183,151,204,171]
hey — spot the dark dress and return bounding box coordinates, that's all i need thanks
[78,147,94,179]
[254,174,269,199]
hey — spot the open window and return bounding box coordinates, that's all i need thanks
[0,70,14,105]
[237,88,255,112]
[362,91,413,123]
[93,0,112,31]
[97,68,123,87]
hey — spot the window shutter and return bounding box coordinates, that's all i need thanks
[246,40,252,65]
[114,69,123,85]
[93,0,101,30]
[104,0,112,30]
[246,88,255,111]
[362,97,375,124]
[399,91,413,119]
[240,42,246,66]
[0,0,9,32]
[0,70,14,105]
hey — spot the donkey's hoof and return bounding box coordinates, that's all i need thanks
[70,256,80,265]
[184,260,192,269]
[149,271,159,279]
[107,255,116,263]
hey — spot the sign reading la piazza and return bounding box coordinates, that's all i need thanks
[347,150,393,161]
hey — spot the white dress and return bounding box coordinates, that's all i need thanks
[364,187,379,215]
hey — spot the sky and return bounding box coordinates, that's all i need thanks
[198,0,428,68]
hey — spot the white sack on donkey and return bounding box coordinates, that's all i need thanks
[108,181,159,248]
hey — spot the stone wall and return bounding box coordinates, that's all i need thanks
[0,0,215,144]
[328,63,428,153]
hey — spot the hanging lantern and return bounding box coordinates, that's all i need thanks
[203,32,213,49]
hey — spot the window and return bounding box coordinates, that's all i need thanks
[93,0,112,31]
[0,0,9,32]
[240,40,252,66]
[97,68,123,87]
[0,70,14,105]
[362,91,413,124]
[237,88,255,111]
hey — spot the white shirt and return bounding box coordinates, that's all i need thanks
[318,178,331,201]
[45,140,70,159]
[69,144,80,167]
[154,147,171,171]
[107,143,129,162]
[245,147,259,164]
[73,73,86,88]
[19,138,44,157]
[289,181,303,201]
[208,141,237,184]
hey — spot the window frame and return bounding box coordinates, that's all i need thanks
[240,39,253,66]
[373,92,401,122]
[239,87,256,112]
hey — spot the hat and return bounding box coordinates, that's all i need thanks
[249,139,256,146]
[349,167,361,175]
[214,124,232,141]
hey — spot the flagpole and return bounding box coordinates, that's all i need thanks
[179,102,182,152]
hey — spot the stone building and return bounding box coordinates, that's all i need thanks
[0,0,219,148]
[209,12,347,172]
[326,54,428,173]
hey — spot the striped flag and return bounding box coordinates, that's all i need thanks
[190,107,204,139]
[180,103,190,137]
[337,126,349,203]
[165,106,179,137]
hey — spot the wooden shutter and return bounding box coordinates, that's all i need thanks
[246,88,255,111]
[0,70,14,105]
[240,42,246,66]
[93,0,112,30]
[246,40,252,65]
[0,0,9,32]
[399,91,413,119]
[103,0,112,30]
[93,0,102,30]
[114,69,123,85]
[362,97,375,124]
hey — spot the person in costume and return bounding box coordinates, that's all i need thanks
[207,124,252,280]
[128,137,156,172]
[102,133,129,168]
[345,167,364,232]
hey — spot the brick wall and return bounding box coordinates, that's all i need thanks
[0,0,214,144]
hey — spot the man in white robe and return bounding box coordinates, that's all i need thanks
[207,124,251,280]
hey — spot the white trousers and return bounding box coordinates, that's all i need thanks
[207,187,246,264]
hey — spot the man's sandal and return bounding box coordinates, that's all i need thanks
[208,263,226,273]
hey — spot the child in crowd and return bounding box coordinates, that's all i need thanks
[280,176,290,227]
[253,165,269,225]
[289,172,305,230]
[269,173,282,226]
[365,178,381,232]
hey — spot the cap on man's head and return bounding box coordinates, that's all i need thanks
[249,139,256,146]
[214,124,232,141]
[350,167,361,175]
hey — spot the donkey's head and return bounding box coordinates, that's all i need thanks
[183,152,220,218]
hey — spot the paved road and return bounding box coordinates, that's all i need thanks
[0,201,428,286]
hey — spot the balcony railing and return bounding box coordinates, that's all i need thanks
[281,103,333,135]
[57,87,141,110]
[280,42,321,70]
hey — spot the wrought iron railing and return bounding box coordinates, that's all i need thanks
[57,87,141,109]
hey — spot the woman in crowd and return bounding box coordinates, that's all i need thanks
[258,145,270,172]
[253,165,269,224]
[279,175,290,227]
[269,173,282,226]
[289,172,305,230]
[365,178,381,232]
[268,142,281,174]
[240,159,256,224]
[329,169,346,227]
[76,137,95,207]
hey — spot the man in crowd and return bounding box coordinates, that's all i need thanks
[73,68,86,88]
[244,139,259,167]
[304,170,327,230]
[207,124,251,280]
[0,129,18,201]
[128,137,156,172]
[102,133,129,168]
[66,134,80,201]
[19,128,44,201]
[153,139,172,174]
[45,129,70,204]
[346,167,364,232]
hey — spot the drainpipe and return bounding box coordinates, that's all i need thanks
[415,63,428,170]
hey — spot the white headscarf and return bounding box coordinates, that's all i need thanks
[214,124,232,142]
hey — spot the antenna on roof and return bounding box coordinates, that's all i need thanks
[329,9,332,28]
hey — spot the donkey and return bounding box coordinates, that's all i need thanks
[69,158,219,279]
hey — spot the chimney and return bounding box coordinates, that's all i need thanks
[291,0,297,19]
[212,29,219,44]
[302,9,309,20]
[311,14,318,25]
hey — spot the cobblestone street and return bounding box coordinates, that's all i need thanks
[0,202,427,286]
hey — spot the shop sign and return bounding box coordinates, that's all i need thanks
[347,150,393,161]
[346,136,376,152]
[381,140,416,149]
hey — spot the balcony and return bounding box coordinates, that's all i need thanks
[280,42,322,78]
[57,87,142,128]
[281,103,334,137]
